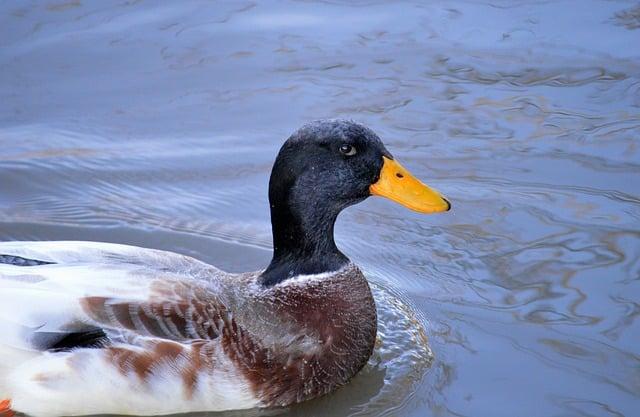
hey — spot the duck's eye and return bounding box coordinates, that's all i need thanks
[339,144,357,156]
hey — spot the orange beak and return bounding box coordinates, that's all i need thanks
[370,156,451,214]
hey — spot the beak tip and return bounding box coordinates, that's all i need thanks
[444,198,452,212]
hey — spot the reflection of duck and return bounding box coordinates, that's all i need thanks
[0,120,450,417]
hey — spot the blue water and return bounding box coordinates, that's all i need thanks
[1,1,639,416]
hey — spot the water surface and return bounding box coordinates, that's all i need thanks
[1,1,639,416]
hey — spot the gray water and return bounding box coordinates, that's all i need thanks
[1,1,639,416]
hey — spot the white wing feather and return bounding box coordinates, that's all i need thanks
[0,241,218,375]
[0,241,260,416]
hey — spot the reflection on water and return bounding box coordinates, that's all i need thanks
[1,1,639,416]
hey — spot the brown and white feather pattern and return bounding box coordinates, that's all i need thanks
[0,241,376,417]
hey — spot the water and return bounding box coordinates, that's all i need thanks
[1,1,639,416]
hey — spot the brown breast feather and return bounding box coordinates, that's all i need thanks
[221,268,377,406]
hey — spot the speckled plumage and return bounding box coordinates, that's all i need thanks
[0,241,376,417]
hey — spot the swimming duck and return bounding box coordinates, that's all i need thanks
[0,120,450,417]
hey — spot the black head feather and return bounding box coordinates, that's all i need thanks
[261,120,392,286]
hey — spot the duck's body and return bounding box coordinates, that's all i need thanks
[0,241,376,416]
[0,120,449,417]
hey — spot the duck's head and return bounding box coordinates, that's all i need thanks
[261,119,450,286]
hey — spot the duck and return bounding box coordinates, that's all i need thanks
[0,120,450,417]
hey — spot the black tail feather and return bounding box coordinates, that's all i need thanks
[32,328,110,352]
[0,254,55,266]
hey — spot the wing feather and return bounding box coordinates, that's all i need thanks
[80,282,225,341]
[0,241,227,357]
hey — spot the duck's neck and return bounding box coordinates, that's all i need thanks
[260,188,349,286]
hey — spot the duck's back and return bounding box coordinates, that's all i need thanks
[0,241,376,416]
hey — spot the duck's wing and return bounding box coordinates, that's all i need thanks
[0,241,227,354]
[0,242,261,416]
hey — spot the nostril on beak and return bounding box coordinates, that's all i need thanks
[395,172,404,179]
